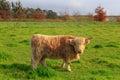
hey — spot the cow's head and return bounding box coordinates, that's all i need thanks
[69,37,92,54]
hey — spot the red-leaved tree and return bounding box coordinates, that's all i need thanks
[0,0,10,19]
[34,12,45,19]
[94,6,107,21]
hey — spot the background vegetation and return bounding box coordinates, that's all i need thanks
[0,22,120,80]
[0,0,120,22]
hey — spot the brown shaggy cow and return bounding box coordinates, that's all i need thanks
[31,34,91,72]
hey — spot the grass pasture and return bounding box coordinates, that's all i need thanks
[0,22,120,80]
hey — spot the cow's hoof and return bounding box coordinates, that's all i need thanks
[68,69,72,72]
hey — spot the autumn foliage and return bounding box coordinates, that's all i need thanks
[117,17,120,22]
[0,10,9,19]
[34,11,45,19]
[0,0,120,22]
[94,6,107,21]
[0,0,10,19]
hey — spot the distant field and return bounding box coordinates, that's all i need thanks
[0,22,120,80]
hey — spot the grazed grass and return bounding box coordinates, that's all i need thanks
[19,40,30,45]
[0,22,120,80]
[105,41,120,48]
[0,51,14,61]
[91,69,113,76]
[6,43,18,47]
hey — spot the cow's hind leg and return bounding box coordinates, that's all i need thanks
[31,56,40,69]
[31,52,43,69]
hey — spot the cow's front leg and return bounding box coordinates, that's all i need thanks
[61,60,65,68]
[40,57,46,66]
[64,58,72,72]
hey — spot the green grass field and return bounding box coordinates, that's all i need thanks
[0,22,120,80]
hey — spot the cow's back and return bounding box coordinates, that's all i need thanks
[31,34,75,59]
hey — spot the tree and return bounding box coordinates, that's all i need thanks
[88,13,94,21]
[117,17,120,22]
[73,11,81,21]
[34,8,45,19]
[46,10,58,19]
[36,8,42,12]
[26,8,35,18]
[0,0,10,19]
[94,6,107,21]
[11,1,26,18]
[0,0,10,10]
[60,11,70,21]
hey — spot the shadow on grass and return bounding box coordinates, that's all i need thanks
[0,63,30,71]
[49,65,67,72]
[93,44,103,48]
[0,63,58,79]
[0,63,30,79]
[0,63,57,79]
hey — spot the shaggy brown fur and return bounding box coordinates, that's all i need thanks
[31,34,91,72]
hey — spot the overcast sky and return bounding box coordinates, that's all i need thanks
[7,0,120,15]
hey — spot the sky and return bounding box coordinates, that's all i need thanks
[7,0,120,15]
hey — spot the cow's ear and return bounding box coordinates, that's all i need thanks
[85,38,92,44]
[68,39,75,46]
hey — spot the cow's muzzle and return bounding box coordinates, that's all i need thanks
[77,50,82,54]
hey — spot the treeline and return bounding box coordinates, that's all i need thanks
[0,0,120,22]
[0,0,58,19]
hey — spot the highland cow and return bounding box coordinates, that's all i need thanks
[31,34,91,72]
